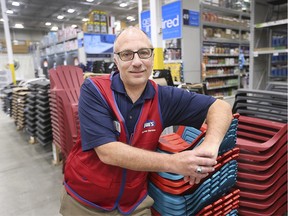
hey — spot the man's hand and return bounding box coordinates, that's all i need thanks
[170,148,217,185]
[182,99,232,185]
[182,142,219,185]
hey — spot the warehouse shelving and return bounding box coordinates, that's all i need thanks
[37,28,80,78]
[249,0,287,89]
[200,1,251,97]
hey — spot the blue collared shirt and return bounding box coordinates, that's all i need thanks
[78,73,216,151]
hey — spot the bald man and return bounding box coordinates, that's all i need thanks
[60,26,232,216]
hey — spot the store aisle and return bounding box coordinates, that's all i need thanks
[0,112,63,216]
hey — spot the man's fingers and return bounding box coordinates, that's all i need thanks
[194,177,201,184]
[195,166,215,174]
[189,173,209,185]
[184,176,190,182]
[189,176,196,185]
[196,157,217,167]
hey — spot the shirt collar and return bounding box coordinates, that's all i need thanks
[111,71,155,100]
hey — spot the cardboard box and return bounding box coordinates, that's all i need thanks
[94,22,101,33]
[89,10,100,22]
[0,40,29,54]
[100,22,107,34]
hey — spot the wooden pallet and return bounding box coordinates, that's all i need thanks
[28,136,37,144]
[52,143,63,165]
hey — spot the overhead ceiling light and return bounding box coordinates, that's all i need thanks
[45,22,52,26]
[15,23,24,28]
[12,2,20,6]
[126,16,135,21]
[67,9,75,13]
[0,18,4,22]
[71,24,78,28]
[57,15,64,20]
[82,18,89,22]
[119,3,128,7]
[6,10,14,14]
[51,26,58,31]
[86,0,94,2]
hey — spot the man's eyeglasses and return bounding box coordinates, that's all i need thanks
[114,48,154,61]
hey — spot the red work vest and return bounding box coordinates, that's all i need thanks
[64,74,163,214]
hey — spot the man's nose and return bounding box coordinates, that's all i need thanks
[131,53,142,65]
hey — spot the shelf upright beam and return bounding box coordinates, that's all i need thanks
[0,0,16,84]
[183,0,201,83]
[150,0,164,70]
[138,0,142,28]
[249,0,255,89]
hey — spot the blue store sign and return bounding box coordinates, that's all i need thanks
[183,9,199,27]
[141,1,182,40]
[141,10,151,37]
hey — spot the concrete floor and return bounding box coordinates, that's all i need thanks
[0,111,63,216]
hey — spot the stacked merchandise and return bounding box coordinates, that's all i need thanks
[265,81,288,93]
[149,114,239,215]
[0,85,14,116]
[83,10,107,34]
[11,87,30,130]
[270,38,287,80]
[233,89,287,215]
[49,65,83,164]
[235,116,287,215]
[195,189,240,216]
[25,87,37,138]
[19,79,51,144]
[35,80,52,146]
[233,89,287,123]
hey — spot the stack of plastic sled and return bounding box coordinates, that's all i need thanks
[149,115,240,215]
[236,115,287,216]
[25,88,37,137]
[11,87,29,130]
[49,66,83,163]
[233,89,287,123]
[1,85,14,116]
[34,80,53,146]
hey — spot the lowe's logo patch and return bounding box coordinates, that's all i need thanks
[144,120,155,129]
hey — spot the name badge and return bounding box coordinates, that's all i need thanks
[113,120,121,133]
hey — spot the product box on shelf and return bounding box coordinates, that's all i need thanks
[89,10,101,22]
[57,27,78,42]
[94,22,101,33]
[83,22,94,33]
[100,22,107,34]
[100,11,107,23]
[85,9,109,34]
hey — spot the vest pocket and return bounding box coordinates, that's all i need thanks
[71,155,112,188]
[65,155,117,206]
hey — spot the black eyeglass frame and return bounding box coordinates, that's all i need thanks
[114,48,154,61]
